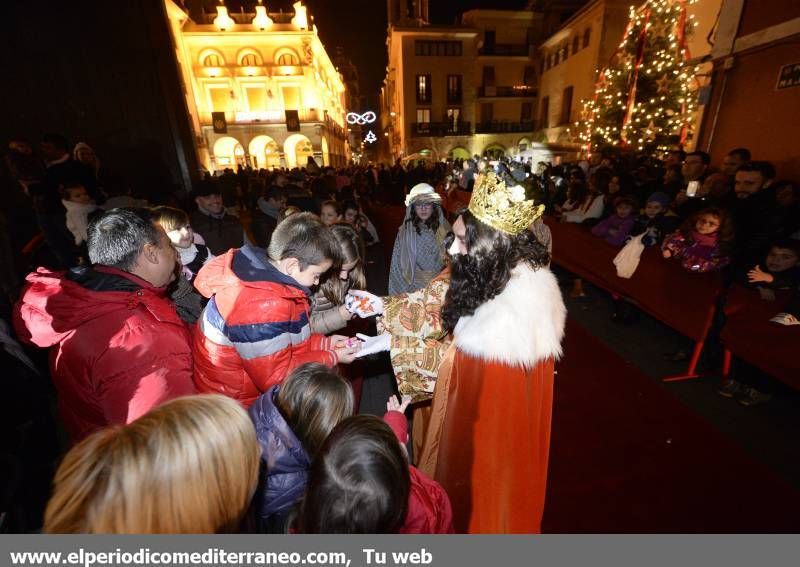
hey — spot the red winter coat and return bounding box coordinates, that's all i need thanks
[384,411,454,534]
[193,245,337,407]
[13,266,195,442]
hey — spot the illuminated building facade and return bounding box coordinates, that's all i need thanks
[164,1,349,172]
[380,0,541,162]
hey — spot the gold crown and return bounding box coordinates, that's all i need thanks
[468,171,544,235]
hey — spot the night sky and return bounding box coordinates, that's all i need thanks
[305,0,530,109]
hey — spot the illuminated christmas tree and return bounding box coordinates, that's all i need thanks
[576,0,700,156]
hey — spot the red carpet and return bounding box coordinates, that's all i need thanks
[543,320,800,533]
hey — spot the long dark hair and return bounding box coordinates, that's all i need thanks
[408,202,441,235]
[295,416,409,534]
[442,209,550,332]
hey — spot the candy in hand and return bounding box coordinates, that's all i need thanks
[346,290,384,317]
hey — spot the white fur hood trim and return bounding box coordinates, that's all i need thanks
[453,264,566,367]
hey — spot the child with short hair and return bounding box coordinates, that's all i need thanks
[629,192,679,246]
[62,183,100,246]
[661,207,733,273]
[744,240,800,291]
[249,362,355,533]
[192,212,361,407]
[590,195,637,246]
[152,206,213,281]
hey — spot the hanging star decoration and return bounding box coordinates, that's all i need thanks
[656,74,671,94]
[618,52,635,70]
[649,18,673,38]
[644,119,659,141]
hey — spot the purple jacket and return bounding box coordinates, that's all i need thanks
[249,385,310,520]
[591,214,636,246]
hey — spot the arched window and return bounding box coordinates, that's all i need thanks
[241,53,258,66]
[582,27,591,48]
[276,50,300,66]
[203,53,223,67]
[572,35,579,54]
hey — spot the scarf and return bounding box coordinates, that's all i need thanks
[690,230,718,247]
[197,205,225,220]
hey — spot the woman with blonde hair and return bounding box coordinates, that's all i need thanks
[44,395,261,534]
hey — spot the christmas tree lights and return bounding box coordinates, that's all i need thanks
[573,0,700,157]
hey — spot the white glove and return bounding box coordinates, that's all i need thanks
[346,289,385,317]
[354,333,391,358]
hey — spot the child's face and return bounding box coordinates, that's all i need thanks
[66,187,91,204]
[344,208,359,224]
[339,259,358,281]
[616,203,634,218]
[320,205,340,226]
[166,224,194,249]
[644,201,664,218]
[765,247,799,273]
[294,260,333,287]
[608,176,620,194]
[695,214,721,235]
[413,201,434,221]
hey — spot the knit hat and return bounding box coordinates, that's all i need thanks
[646,191,671,209]
[405,183,441,207]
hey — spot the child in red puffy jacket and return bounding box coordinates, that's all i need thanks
[192,212,360,407]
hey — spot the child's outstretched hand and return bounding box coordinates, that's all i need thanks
[747,265,774,284]
[329,335,362,364]
[387,394,412,414]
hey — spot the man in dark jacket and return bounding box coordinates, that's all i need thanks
[13,208,195,442]
[189,179,244,255]
[251,185,287,248]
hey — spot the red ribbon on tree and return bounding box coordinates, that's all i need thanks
[620,7,651,146]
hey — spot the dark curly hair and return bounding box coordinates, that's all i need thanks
[442,208,551,333]
[408,201,441,235]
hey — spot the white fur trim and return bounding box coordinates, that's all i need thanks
[453,265,566,367]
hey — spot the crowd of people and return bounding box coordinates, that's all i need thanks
[530,147,799,404]
[1,133,568,534]
[0,131,796,533]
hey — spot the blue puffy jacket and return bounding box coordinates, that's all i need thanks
[248,385,310,521]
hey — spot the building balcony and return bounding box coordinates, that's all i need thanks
[201,109,323,125]
[475,120,535,134]
[477,86,537,98]
[411,122,472,137]
[478,44,531,57]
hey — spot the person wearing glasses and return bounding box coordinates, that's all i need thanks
[388,184,451,295]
